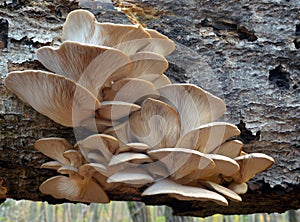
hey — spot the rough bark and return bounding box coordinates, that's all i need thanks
[0,0,299,217]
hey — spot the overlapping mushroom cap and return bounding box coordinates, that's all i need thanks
[4,9,275,206]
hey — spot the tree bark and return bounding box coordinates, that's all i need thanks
[0,0,299,217]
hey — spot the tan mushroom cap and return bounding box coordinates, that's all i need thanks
[37,42,130,96]
[138,74,171,88]
[97,101,140,121]
[227,182,248,194]
[128,52,169,78]
[102,78,159,103]
[144,29,176,56]
[86,152,108,165]
[158,84,226,136]
[215,140,243,158]
[76,134,119,162]
[104,121,133,145]
[62,9,151,55]
[184,154,240,181]
[147,148,215,180]
[107,167,154,185]
[57,166,78,175]
[117,142,149,154]
[63,150,83,167]
[142,179,228,206]
[198,181,242,202]
[232,153,275,183]
[108,152,152,167]
[4,71,101,127]
[34,138,73,165]
[129,98,180,148]
[176,122,241,153]
[39,175,109,203]
[41,161,63,170]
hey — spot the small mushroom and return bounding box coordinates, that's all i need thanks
[34,138,74,165]
[142,179,228,206]
[41,161,63,170]
[147,148,214,180]
[76,134,119,162]
[227,182,248,194]
[158,84,226,136]
[4,71,101,127]
[215,140,243,158]
[57,166,78,175]
[63,150,83,167]
[231,153,274,183]
[129,98,180,148]
[176,122,241,153]
[107,167,154,185]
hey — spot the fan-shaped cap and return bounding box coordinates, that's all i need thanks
[108,152,152,167]
[232,153,274,183]
[102,78,159,103]
[97,101,141,121]
[128,52,168,78]
[117,142,149,154]
[176,122,241,153]
[129,98,180,148]
[34,138,73,165]
[138,74,171,88]
[37,42,131,97]
[216,140,243,158]
[147,148,214,180]
[63,150,83,167]
[62,9,151,55]
[158,84,226,136]
[39,175,109,203]
[144,28,176,56]
[142,179,228,206]
[4,71,101,127]
[228,182,248,194]
[41,161,63,170]
[107,167,154,185]
[198,181,242,202]
[76,134,119,162]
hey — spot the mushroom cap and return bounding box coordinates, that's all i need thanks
[4,71,101,127]
[198,180,242,202]
[57,166,78,175]
[144,28,176,56]
[147,148,215,180]
[232,153,275,183]
[117,142,149,154]
[157,84,226,136]
[76,134,119,162]
[108,152,152,167]
[62,9,151,55]
[97,101,141,121]
[39,175,109,203]
[176,122,241,153]
[107,167,154,185]
[41,161,63,170]
[34,138,73,165]
[37,42,130,97]
[227,182,248,194]
[102,78,159,104]
[142,179,228,206]
[138,74,171,88]
[183,154,240,180]
[129,98,180,148]
[63,150,83,167]
[215,140,243,158]
[128,52,168,78]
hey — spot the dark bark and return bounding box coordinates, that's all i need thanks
[0,0,299,217]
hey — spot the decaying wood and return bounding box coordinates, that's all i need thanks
[0,0,299,217]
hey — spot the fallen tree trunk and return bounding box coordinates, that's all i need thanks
[0,0,299,217]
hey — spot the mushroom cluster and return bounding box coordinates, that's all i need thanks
[4,9,274,206]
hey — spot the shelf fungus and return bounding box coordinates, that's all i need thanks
[4,9,274,206]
